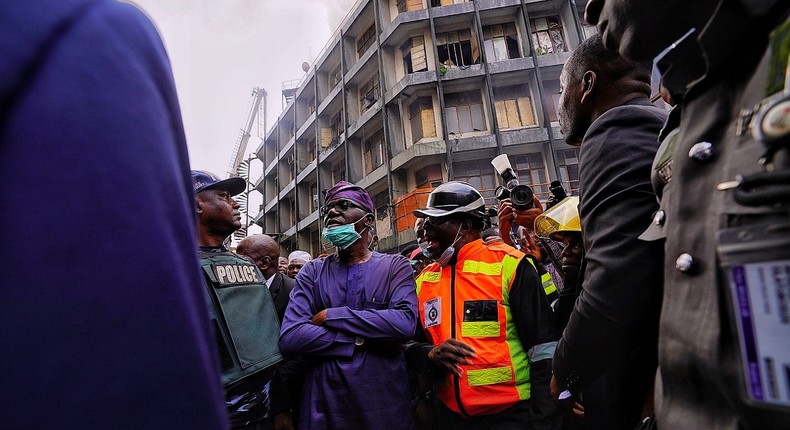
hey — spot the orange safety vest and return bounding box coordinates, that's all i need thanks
[416,239,532,417]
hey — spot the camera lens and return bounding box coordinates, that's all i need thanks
[510,185,534,210]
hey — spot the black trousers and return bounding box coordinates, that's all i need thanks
[436,399,531,430]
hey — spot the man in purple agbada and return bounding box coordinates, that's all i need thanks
[279,181,418,430]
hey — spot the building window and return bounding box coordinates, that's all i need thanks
[513,152,549,199]
[331,108,344,139]
[309,183,318,213]
[308,98,316,115]
[409,96,436,143]
[543,79,561,123]
[431,0,465,6]
[453,159,497,205]
[363,130,385,174]
[436,29,479,67]
[333,163,346,184]
[321,107,344,148]
[482,23,520,62]
[444,90,486,135]
[415,164,443,188]
[402,36,428,74]
[359,73,380,112]
[307,138,316,162]
[397,0,424,12]
[357,24,376,58]
[556,148,581,193]
[311,229,320,257]
[328,64,342,89]
[493,85,536,129]
[530,16,566,55]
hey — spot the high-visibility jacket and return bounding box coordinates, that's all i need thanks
[416,239,535,416]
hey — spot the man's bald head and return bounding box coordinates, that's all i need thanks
[237,234,281,278]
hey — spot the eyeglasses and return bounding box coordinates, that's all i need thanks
[321,199,361,217]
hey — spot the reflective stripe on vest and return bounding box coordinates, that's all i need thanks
[416,240,532,416]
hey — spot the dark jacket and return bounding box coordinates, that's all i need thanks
[0,0,227,427]
[269,271,295,323]
[553,99,666,430]
[653,2,790,429]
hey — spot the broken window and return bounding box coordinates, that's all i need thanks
[333,163,346,184]
[556,148,581,194]
[493,84,536,129]
[513,153,549,198]
[453,159,497,205]
[397,0,424,13]
[483,23,520,62]
[359,73,381,112]
[436,29,479,67]
[444,90,486,134]
[321,107,344,148]
[531,16,566,55]
[408,96,436,143]
[328,64,342,89]
[330,108,344,140]
[309,183,318,213]
[357,24,376,58]
[431,0,461,6]
[402,36,428,74]
[415,164,443,188]
[363,130,385,174]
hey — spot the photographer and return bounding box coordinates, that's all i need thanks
[493,155,565,307]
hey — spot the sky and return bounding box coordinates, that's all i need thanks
[130,0,357,177]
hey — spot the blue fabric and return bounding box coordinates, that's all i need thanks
[0,1,228,428]
[279,252,418,430]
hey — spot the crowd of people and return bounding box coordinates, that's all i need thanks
[4,0,788,429]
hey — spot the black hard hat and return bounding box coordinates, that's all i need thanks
[414,181,487,219]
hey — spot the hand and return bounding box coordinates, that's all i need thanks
[551,375,584,419]
[310,309,328,326]
[427,339,476,377]
[497,199,515,245]
[498,197,543,242]
[273,411,295,430]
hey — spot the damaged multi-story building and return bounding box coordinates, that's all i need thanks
[253,0,596,255]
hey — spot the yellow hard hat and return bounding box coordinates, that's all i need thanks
[534,196,580,240]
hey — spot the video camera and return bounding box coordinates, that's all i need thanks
[491,154,534,211]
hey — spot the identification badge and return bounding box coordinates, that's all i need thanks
[424,297,441,328]
[718,223,790,411]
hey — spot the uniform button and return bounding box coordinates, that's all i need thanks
[675,253,695,274]
[688,141,714,162]
[654,210,666,226]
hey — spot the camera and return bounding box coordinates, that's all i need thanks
[549,180,567,201]
[491,154,534,211]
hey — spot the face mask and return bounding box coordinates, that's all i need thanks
[435,224,463,267]
[419,242,431,258]
[322,214,370,250]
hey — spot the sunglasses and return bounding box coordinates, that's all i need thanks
[321,199,362,217]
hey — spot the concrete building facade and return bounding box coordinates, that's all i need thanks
[253,0,596,255]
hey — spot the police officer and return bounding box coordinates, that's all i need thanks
[585,1,790,428]
[408,181,560,430]
[193,170,286,430]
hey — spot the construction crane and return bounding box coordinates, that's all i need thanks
[228,87,267,177]
[228,87,267,241]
